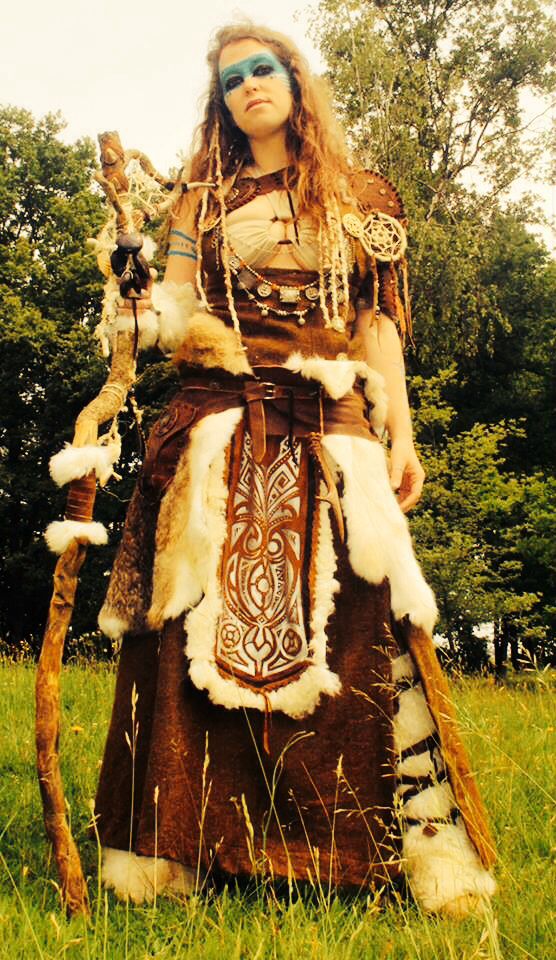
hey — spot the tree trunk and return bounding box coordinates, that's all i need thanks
[493,618,507,681]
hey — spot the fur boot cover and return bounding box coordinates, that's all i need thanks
[322,434,438,634]
[285,352,388,434]
[44,519,108,554]
[101,847,195,903]
[49,440,121,488]
[403,819,496,913]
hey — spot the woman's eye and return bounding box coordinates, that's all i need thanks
[253,63,274,77]
[224,75,243,93]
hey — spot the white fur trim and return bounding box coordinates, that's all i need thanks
[49,440,121,488]
[188,656,341,719]
[393,684,436,753]
[284,353,388,433]
[141,235,156,262]
[97,610,128,641]
[397,750,435,778]
[403,819,496,913]
[108,308,160,351]
[186,482,341,719]
[44,520,108,554]
[322,435,438,633]
[402,781,456,821]
[101,847,195,904]
[391,652,417,682]
[149,407,243,625]
[152,280,199,354]
[309,501,341,669]
[94,280,199,356]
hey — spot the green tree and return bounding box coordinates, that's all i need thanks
[409,368,552,669]
[312,0,556,665]
[311,0,556,368]
[0,107,108,648]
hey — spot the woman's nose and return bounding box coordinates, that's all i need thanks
[243,73,260,93]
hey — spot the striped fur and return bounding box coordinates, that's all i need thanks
[391,652,496,912]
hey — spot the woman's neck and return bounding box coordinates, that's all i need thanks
[248,131,289,175]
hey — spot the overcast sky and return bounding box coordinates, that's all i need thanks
[2,0,554,245]
[1,0,321,171]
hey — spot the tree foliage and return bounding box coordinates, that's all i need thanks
[0,107,107,646]
[312,0,556,665]
[410,369,553,668]
[312,0,556,376]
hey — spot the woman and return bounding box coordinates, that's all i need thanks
[81,24,496,914]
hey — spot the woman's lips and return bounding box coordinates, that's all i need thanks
[246,99,269,111]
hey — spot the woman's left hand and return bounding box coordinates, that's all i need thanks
[389,438,425,513]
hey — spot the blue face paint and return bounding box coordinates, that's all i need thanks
[219,51,291,99]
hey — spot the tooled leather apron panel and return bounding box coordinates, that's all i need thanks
[215,421,312,692]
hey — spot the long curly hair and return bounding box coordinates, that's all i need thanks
[170,23,356,334]
[188,22,353,219]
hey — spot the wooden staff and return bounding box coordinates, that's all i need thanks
[36,478,96,916]
[35,131,143,916]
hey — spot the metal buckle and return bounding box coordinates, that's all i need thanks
[260,382,278,400]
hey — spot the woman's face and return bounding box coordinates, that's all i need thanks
[218,39,293,141]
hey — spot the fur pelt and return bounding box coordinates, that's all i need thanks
[101,847,195,904]
[44,519,108,555]
[322,435,438,633]
[97,482,159,640]
[403,819,496,913]
[393,684,437,753]
[186,500,341,719]
[108,309,160,351]
[391,649,496,910]
[148,407,243,629]
[284,352,388,433]
[49,440,121,488]
[151,280,199,354]
[97,610,128,641]
[173,311,253,375]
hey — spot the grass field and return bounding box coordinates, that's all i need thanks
[0,659,554,959]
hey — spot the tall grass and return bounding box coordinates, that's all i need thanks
[0,659,554,959]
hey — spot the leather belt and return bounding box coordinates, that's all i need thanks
[178,370,345,538]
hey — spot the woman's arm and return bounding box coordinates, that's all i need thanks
[163,192,198,286]
[73,194,202,448]
[356,307,424,512]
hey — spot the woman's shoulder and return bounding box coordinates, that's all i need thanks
[348,169,407,226]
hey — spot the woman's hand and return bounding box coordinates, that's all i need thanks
[389,437,425,513]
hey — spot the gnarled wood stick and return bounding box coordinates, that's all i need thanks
[36,539,91,915]
[35,123,143,921]
[35,330,137,916]
[36,126,174,915]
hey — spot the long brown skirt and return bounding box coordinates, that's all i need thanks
[95,541,404,889]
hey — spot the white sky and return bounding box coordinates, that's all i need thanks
[1,0,554,246]
[0,0,322,172]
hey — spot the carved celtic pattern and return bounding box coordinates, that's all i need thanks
[215,433,310,688]
[342,210,407,262]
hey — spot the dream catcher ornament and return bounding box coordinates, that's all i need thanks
[342,209,407,263]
